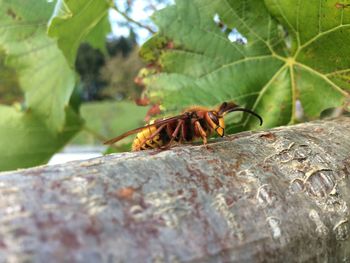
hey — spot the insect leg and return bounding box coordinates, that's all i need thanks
[162,120,184,149]
[194,120,207,145]
[135,123,167,150]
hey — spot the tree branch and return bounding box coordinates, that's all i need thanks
[1,117,350,262]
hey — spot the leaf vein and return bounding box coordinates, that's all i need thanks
[295,62,350,97]
[243,64,288,127]
[295,24,350,58]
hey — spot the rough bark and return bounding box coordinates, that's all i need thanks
[1,117,350,263]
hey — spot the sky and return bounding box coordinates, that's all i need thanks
[108,0,245,45]
[109,0,174,44]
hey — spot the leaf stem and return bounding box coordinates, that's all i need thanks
[111,5,156,34]
[289,64,297,124]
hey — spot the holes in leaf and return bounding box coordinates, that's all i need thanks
[277,24,291,49]
[213,13,227,32]
[295,100,304,120]
[213,13,247,44]
[227,29,247,44]
[213,13,220,24]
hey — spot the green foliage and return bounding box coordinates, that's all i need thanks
[0,0,151,171]
[72,101,149,146]
[83,15,111,54]
[0,50,21,104]
[0,105,82,172]
[0,0,84,171]
[48,0,111,66]
[0,0,112,171]
[0,0,76,131]
[140,0,350,131]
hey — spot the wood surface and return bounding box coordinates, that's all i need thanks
[0,117,350,262]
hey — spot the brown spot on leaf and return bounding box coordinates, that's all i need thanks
[135,97,150,106]
[134,76,145,87]
[6,8,20,20]
[335,2,350,9]
[166,41,175,49]
[146,62,162,73]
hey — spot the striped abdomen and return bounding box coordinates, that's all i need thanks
[131,118,198,151]
[132,125,166,151]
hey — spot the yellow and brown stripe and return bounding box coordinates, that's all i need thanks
[131,124,164,151]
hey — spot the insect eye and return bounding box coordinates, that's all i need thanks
[208,112,219,125]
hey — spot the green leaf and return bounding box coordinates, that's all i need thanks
[265,0,350,119]
[0,0,76,131]
[140,0,350,131]
[72,101,149,147]
[0,49,21,104]
[83,14,111,54]
[0,105,83,172]
[48,0,110,65]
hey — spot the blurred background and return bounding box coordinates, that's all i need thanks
[1,0,173,165]
[3,0,346,171]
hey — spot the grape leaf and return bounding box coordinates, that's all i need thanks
[83,14,111,54]
[0,105,83,172]
[48,0,110,65]
[0,0,75,131]
[265,0,350,117]
[140,0,350,130]
[0,0,85,170]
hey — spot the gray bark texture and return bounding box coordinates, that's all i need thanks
[1,117,350,263]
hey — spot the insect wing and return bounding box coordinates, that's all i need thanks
[104,126,151,145]
[104,114,187,145]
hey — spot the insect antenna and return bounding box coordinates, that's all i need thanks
[224,107,263,125]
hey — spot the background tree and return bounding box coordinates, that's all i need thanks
[100,47,145,101]
[75,44,106,101]
[74,31,141,101]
